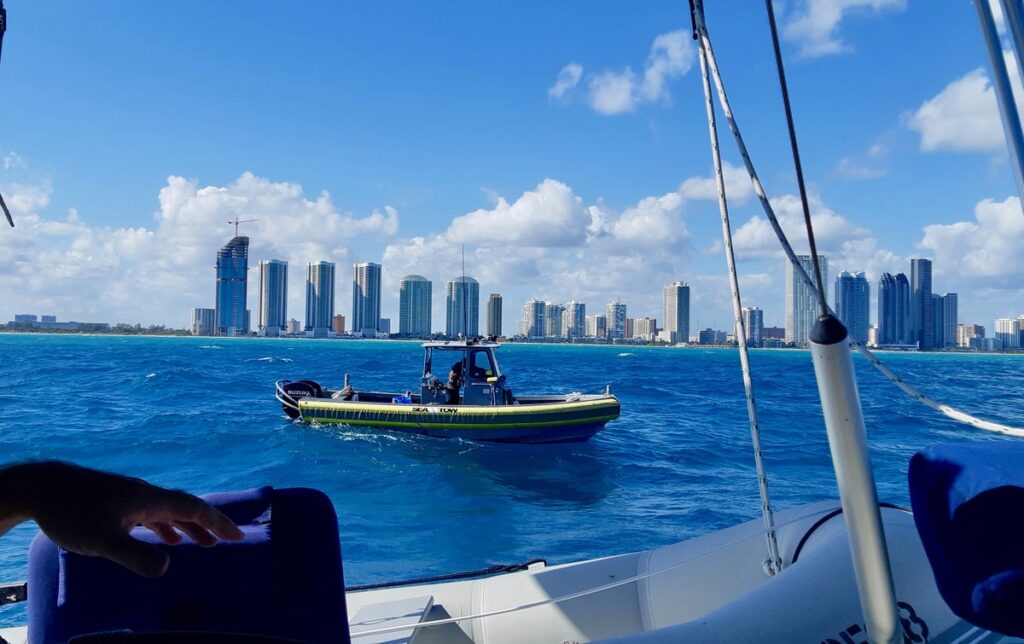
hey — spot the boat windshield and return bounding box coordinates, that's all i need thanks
[422,347,500,381]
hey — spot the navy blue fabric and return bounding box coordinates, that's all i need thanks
[909,442,1024,636]
[28,487,349,644]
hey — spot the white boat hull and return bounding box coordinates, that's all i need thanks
[346,501,1000,643]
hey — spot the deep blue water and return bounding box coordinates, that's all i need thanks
[1,334,1023,625]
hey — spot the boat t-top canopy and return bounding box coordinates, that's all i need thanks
[421,339,501,350]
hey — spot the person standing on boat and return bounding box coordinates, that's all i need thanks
[0,461,243,578]
[446,360,464,405]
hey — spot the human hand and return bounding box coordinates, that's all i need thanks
[1,461,244,577]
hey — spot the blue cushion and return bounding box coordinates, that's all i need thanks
[909,442,1024,636]
[28,487,349,644]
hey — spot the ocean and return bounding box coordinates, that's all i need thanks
[1,334,1022,625]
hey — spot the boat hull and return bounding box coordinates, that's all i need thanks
[281,384,620,444]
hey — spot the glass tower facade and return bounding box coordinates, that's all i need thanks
[399,275,432,337]
[486,293,503,337]
[258,259,288,336]
[445,276,479,338]
[877,272,911,346]
[785,254,828,345]
[911,258,933,350]
[663,281,691,344]
[305,261,335,334]
[834,271,870,344]
[215,236,249,336]
[565,300,586,339]
[352,262,382,336]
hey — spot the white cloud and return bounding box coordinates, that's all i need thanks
[588,69,638,115]
[554,29,694,116]
[0,173,399,326]
[640,30,695,102]
[383,179,695,329]
[446,179,589,247]
[908,69,1003,152]
[908,53,1024,153]
[920,196,1024,285]
[678,161,755,203]
[833,155,886,180]
[784,0,906,58]
[548,63,583,99]
[732,192,872,258]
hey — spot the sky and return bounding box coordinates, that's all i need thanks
[1,0,1023,334]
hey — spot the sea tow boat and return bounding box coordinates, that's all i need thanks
[275,340,620,443]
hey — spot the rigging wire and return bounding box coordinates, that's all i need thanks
[691,2,1024,438]
[762,0,827,315]
[695,14,781,576]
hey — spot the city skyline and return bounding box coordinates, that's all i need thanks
[160,229,994,345]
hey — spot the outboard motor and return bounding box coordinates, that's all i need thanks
[278,380,323,419]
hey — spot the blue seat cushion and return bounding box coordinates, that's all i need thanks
[909,442,1024,636]
[28,487,349,644]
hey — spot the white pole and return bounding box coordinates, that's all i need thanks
[977,0,1024,210]
[810,314,900,644]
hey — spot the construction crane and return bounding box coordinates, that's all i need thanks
[228,217,259,237]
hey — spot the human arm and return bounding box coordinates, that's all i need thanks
[0,461,244,577]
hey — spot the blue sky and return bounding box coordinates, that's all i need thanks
[1,0,1022,334]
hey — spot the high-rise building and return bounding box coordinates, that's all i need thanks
[634,317,657,341]
[931,294,944,349]
[257,259,288,337]
[399,275,432,337]
[834,271,870,344]
[957,323,984,348]
[304,261,335,335]
[545,302,565,338]
[446,276,479,338]
[741,306,764,347]
[190,308,215,336]
[940,293,958,349]
[565,300,586,339]
[486,293,503,337]
[586,314,608,338]
[286,318,301,335]
[379,318,391,335]
[606,299,627,340]
[215,236,249,336]
[877,273,911,346]
[520,299,545,338]
[333,314,346,335]
[785,254,828,345]
[663,282,691,344]
[41,315,56,324]
[911,258,934,350]
[995,318,1021,349]
[352,262,382,337]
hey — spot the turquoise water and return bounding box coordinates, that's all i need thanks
[1,334,1023,624]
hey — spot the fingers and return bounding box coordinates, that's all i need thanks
[192,504,244,542]
[99,532,170,578]
[145,489,244,542]
[172,521,218,547]
[145,521,182,545]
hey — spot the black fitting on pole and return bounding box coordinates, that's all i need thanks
[810,313,848,346]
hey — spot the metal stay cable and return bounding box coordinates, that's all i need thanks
[695,14,782,576]
[691,2,1024,438]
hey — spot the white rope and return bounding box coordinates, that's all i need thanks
[696,26,782,575]
[347,506,842,639]
[691,4,1024,438]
